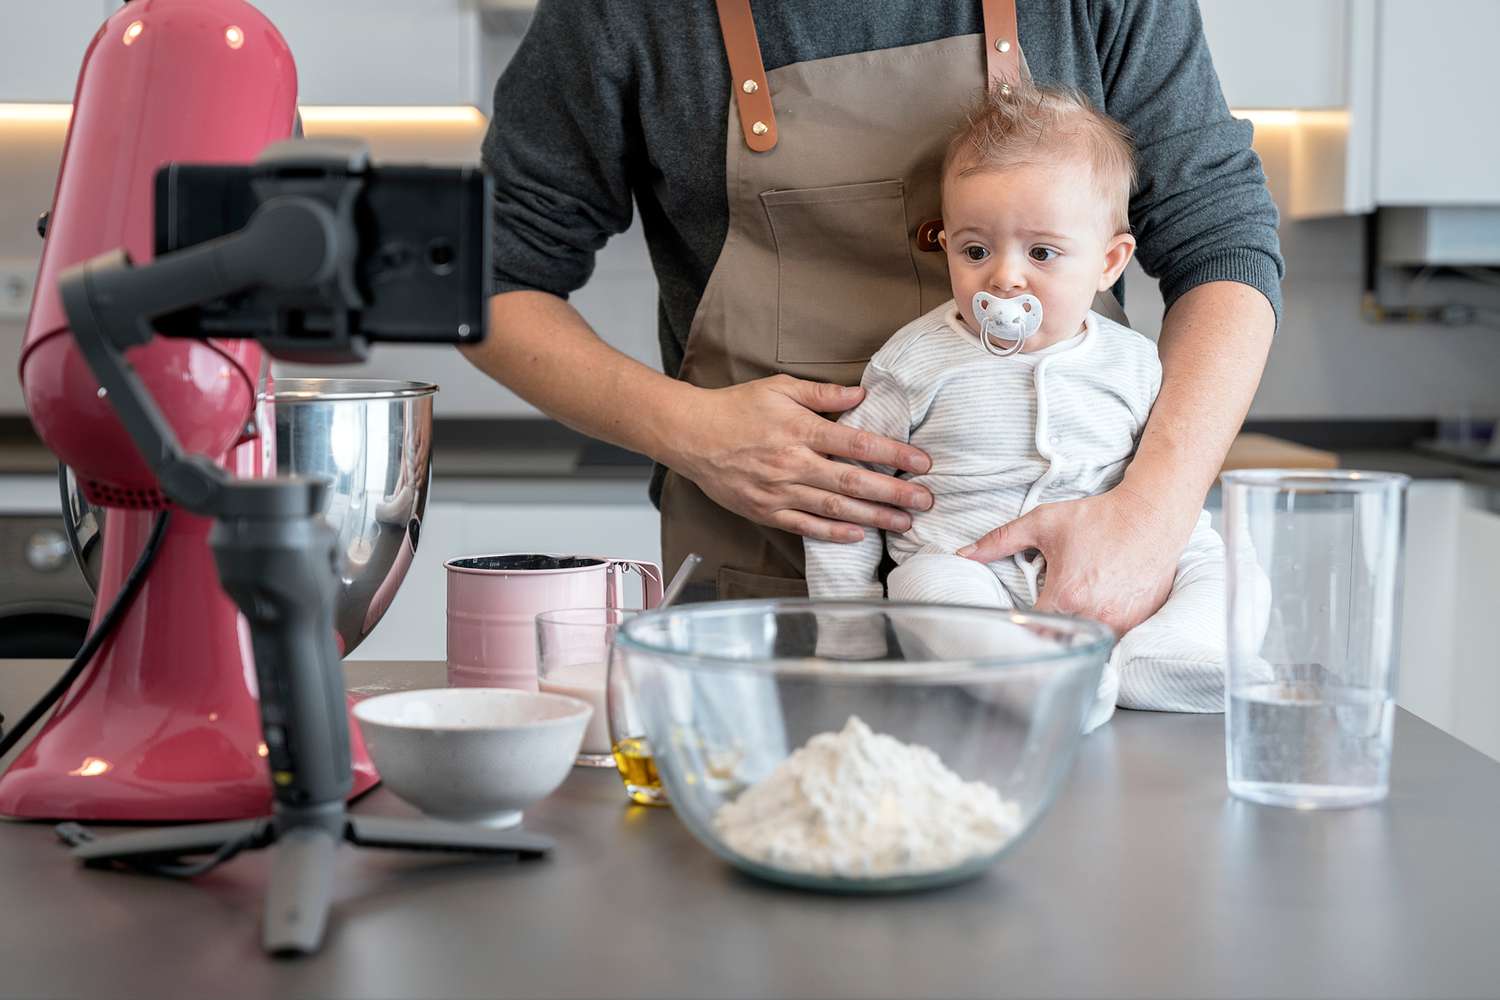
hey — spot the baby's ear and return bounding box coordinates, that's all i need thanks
[937,230,948,251]
[1099,233,1136,290]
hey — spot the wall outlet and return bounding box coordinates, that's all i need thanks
[0,259,38,322]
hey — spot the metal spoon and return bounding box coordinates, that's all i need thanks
[658,553,703,608]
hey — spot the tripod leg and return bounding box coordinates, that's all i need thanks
[347,815,553,857]
[263,826,338,957]
[69,819,267,865]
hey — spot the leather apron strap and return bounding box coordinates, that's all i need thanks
[716,0,1023,151]
[982,0,1023,88]
[714,0,778,152]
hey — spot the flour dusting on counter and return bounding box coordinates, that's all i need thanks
[713,716,1019,878]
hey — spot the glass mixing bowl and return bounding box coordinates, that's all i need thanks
[614,600,1114,893]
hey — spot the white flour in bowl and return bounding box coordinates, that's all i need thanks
[713,716,1020,879]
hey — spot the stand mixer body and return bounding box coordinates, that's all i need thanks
[2,0,379,820]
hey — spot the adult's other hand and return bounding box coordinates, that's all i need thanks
[957,485,1188,635]
[667,374,933,543]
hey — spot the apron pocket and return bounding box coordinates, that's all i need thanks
[717,566,809,601]
[762,180,920,366]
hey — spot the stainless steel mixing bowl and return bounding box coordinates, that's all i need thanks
[271,378,435,655]
[64,377,435,657]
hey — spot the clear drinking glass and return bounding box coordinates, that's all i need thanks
[1221,469,1410,809]
[536,608,639,768]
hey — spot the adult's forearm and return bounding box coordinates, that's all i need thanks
[461,290,695,463]
[1123,280,1276,531]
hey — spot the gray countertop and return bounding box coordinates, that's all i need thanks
[3,445,1492,509]
[6,413,1500,494]
[1343,446,1500,493]
[2,659,1498,999]
[316,445,1500,507]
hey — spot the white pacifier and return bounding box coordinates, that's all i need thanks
[971,291,1043,358]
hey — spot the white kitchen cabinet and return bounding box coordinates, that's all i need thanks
[1266,0,1500,215]
[0,1,485,109]
[250,0,484,106]
[1395,481,1463,734]
[1445,505,1500,761]
[348,494,662,662]
[1396,480,1500,762]
[1198,0,1347,110]
[1371,0,1500,205]
[0,1,114,102]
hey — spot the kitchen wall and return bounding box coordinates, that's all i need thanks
[0,121,67,414]
[1123,123,1500,424]
[4,13,1500,426]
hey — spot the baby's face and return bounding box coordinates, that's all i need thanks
[941,159,1134,349]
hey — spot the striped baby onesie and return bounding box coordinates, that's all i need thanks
[804,301,1230,729]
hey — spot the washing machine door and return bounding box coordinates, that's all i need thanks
[0,515,95,658]
[0,605,91,658]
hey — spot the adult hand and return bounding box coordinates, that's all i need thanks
[666,374,933,543]
[956,485,1189,635]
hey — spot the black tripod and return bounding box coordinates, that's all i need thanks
[57,139,547,956]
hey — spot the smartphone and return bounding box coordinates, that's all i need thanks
[153,161,490,351]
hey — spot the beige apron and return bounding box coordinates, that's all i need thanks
[663,0,1126,600]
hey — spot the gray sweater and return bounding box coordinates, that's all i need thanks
[482,0,1284,493]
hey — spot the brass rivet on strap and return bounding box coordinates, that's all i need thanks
[742,79,759,94]
[995,38,1012,53]
[752,121,769,136]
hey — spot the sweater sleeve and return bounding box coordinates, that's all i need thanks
[1093,0,1285,324]
[479,1,638,298]
[803,360,913,602]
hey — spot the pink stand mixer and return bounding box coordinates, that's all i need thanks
[0,0,545,955]
[2,0,381,822]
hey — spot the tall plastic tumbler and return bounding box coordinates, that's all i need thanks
[1221,469,1410,809]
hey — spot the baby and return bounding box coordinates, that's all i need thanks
[804,83,1229,732]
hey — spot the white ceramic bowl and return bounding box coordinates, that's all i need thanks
[352,688,592,828]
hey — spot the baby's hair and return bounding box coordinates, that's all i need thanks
[943,81,1137,234]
